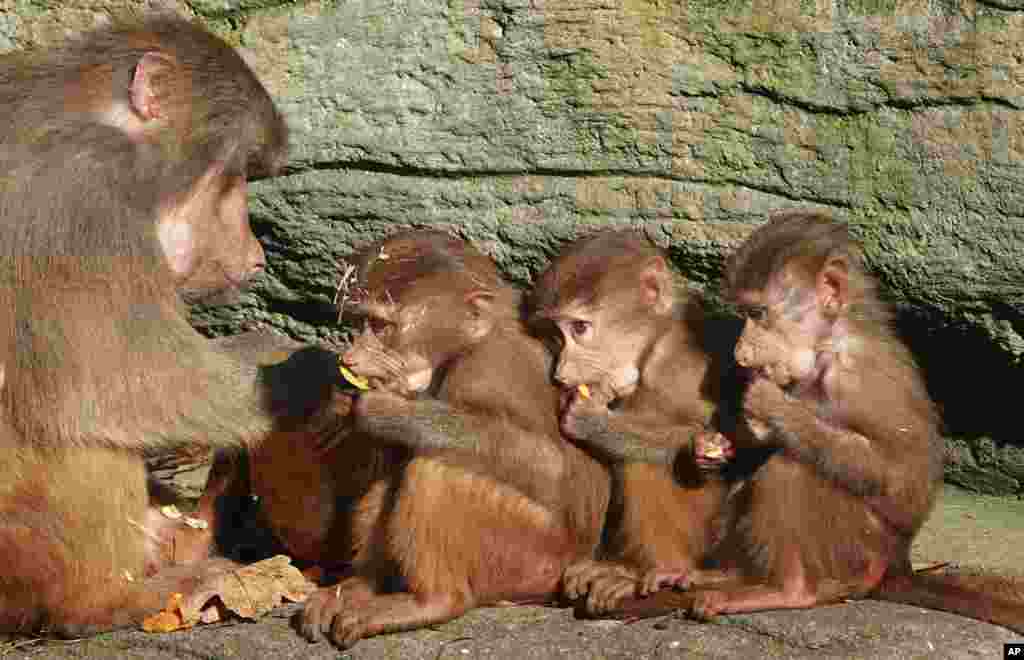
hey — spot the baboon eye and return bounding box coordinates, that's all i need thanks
[745,307,767,322]
[368,317,393,337]
[570,320,592,338]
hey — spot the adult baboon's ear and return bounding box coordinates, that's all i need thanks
[129,52,176,121]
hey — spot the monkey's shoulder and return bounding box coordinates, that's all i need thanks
[639,327,711,390]
[442,327,555,408]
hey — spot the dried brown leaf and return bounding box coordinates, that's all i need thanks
[177,555,316,625]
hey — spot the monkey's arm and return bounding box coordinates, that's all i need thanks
[745,377,914,498]
[352,390,507,453]
[573,417,698,466]
[562,393,731,469]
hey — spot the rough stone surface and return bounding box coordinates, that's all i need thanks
[3,1,1022,490]
[2,485,1020,659]
[1,601,1018,660]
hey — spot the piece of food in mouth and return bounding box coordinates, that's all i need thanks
[702,441,726,459]
[339,365,370,391]
[577,384,591,400]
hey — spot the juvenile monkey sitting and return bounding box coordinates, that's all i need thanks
[527,231,752,614]
[294,231,611,649]
[547,214,1024,636]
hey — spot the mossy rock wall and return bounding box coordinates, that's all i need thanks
[4,0,1023,495]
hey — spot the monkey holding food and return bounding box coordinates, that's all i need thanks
[284,231,612,649]
[551,213,1024,635]
[527,231,751,615]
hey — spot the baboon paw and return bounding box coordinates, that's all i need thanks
[562,560,599,601]
[298,587,344,644]
[299,580,377,646]
[327,610,376,650]
[690,590,726,621]
[586,576,640,615]
[354,389,409,418]
[563,560,633,603]
[638,568,691,597]
[558,387,610,441]
[741,377,788,427]
[559,410,597,442]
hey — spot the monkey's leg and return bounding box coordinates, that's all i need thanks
[0,447,278,637]
[300,458,576,648]
[684,457,890,620]
[630,465,729,595]
[568,464,727,615]
[0,446,234,636]
[301,585,469,650]
[0,523,189,637]
[602,558,879,622]
[566,562,732,618]
[685,562,835,620]
[607,456,889,622]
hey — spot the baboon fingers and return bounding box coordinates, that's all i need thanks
[639,568,692,596]
[299,577,384,646]
[587,577,641,615]
[562,559,634,602]
[329,611,368,650]
[297,587,337,643]
[689,590,728,621]
[561,559,597,600]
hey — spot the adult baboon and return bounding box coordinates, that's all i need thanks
[0,14,288,635]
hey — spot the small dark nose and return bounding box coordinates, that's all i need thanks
[735,343,751,367]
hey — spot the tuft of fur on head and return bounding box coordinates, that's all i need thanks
[342,230,518,317]
[724,211,890,331]
[528,230,690,323]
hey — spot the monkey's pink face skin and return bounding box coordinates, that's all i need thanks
[157,168,265,301]
[732,275,829,389]
[548,300,643,400]
[340,302,436,396]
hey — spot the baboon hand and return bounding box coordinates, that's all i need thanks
[563,560,641,616]
[741,376,788,441]
[559,385,612,442]
[298,579,376,649]
[353,389,412,420]
[693,430,735,470]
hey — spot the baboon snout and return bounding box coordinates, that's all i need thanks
[244,236,267,278]
[554,360,578,387]
[341,348,361,367]
[735,337,756,368]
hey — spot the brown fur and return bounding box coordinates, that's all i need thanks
[527,231,747,614]
[605,212,1024,635]
[0,15,287,636]
[198,331,393,570]
[296,231,611,649]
